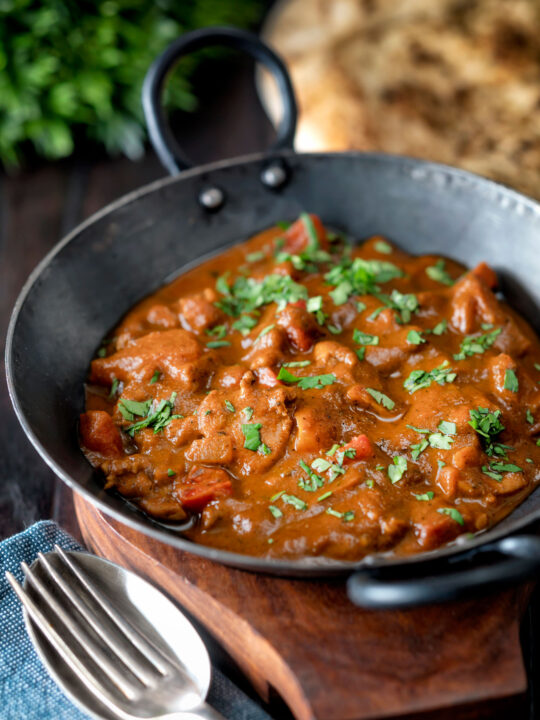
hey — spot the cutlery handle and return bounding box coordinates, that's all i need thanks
[163,702,228,720]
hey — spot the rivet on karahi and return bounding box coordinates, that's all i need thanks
[198,187,225,211]
[260,164,287,189]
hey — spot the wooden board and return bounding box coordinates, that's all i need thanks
[74,492,531,720]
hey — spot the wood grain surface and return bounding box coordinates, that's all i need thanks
[75,493,531,720]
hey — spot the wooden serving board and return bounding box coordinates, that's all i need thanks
[74,492,531,720]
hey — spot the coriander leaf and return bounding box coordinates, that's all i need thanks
[426,259,454,286]
[317,491,333,501]
[374,240,392,254]
[306,296,323,312]
[388,455,407,483]
[216,273,309,316]
[243,406,254,421]
[404,361,456,394]
[428,432,454,450]
[282,494,307,511]
[259,443,272,456]
[283,360,311,368]
[503,369,519,393]
[224,400,235,413]
[432,319,448,335]
[411,439,429,460]
[407,330,426,345]
[277,367,336,389]
[415,491,434,501]
[108,378,119,400]
[207,340,231,349]
[124,393,180,435]
[326,508,343,518]
[372,289,420,324]
[438,420,457,435]
[232,315,257,335]
[468,407,506,457]
[353,329,379,346]
[269,505,283,518]
[527,409,534,425]
[149,370,161,385]
[206,324,227,339]
[118,398,151,422]
[366,387,395,410]
[254,324,275,343]
[325,257,403,305]
[407,425,430,434]
[167,468,175,477]
[311,458,333,473]
[438,507,464,526]
[241,423,263,451]
[300,212,320,250]
[454,328,501,360]
[246,251,265,263]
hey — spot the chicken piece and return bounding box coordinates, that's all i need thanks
[185,435,234,465]
[472,262,498,290]
[178,288,224,333]
[450,272,503,333]
[277,300,322,352]
[146,304,179,329]
[294,406,336,453]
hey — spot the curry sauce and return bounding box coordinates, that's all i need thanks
[80,215,540,560]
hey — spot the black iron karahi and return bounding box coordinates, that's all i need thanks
[6,28,540,609]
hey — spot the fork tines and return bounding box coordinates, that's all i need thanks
[6,546,185,704]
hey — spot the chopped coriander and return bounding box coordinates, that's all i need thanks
[276,367,336,390]
[454,328,501,361]
[356,347,366,361]
[407,425,430,434]
[260,443,272,456]
[535,363,540,372]
[372,289,419,324]
[438,507,464,525]
[270,490,284,502]
[388,455,407,484]
[225,400,235,413]
[283,360,311,368]
[255,324,275,343]
[207,340,231,349]
[123,393,181,435]
[149,370,161,385]
[300,212,320,250]
[426,259,454,286]
[490,462,522,473]
[325,257,403,305]
[243,407,254,421]
[482,465,503,481]
[375,465,384,471]
[427,432,454,450]
[415,491,434,501]
[206,324,227,339]
[282,494,308,511]
[407,330,426,345]
[276,221,290,231]
[527,409,534,425]
[232,315,257,335]
[432,319,448,335]
[306,296,323,313]
[118,398,151,422]
[343,511,355,522]
[241,423,263,451]
[356,301,367,313]
[411,439,429,460]
[366,479,374,488]
[327,324,342,335]
[167,468,175,477]
[268,538,274,544]
[246,250,265,263]
[216,273,309,316]
[326,444,340,456]
[311,458,333,473]
[326,508,343,518]
[404,361,456,394]
[298,460,324,491]
[437,460,446,469]
[366,387,395,410]
[204,410,211,416]
[317,491,333,502]
[108,378,119,400]
[269,505,283,518]
[97,347,106,358]
[503,369,519,393]
[468,407,506,457]
[527,458,534,464]
[374,240,392,254]
[353,329,379,346]
[438,420,457,435]
[481,323,494,330]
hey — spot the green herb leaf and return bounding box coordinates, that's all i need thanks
[216,273,309,316]
[269,505,283,518]
[353,329,379,346]
[388,455,407,483]
[428,432,454,450]
[207,340,231,349]
[243,407,254,421]
[317,491,333,501]
[404,361,456,394]
[366,387,395,410]
[241,423,263,451]
[438,420,457,435]
[282,360,311,368]
[374,240,392,254]
[426,259,454,286]
[232,315,257,335]
[411,439,429,460]
[254,324,275,343]
[124,393,180,435]
[454,328,501,360]
[503,369,519,393]
[432,319,448,335]
[527,409,534,425]
[225,400,235,413]
[149,370,161,385]
[407,330,426,345]
[118,398,151,421]
[167,468,175,477]
[282,493,308,511]
[206,324,227,339]
[306,296,323,312]
[108,378,119,400]
[438,507,464,525]
[469,407,507,457]
[325,257,403,305]
[415,491,434,501]
[277,367,336,390]
[246,251,265,263]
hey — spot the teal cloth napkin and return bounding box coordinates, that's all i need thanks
[0,520,273,720]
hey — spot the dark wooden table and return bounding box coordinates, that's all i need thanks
[1,58,539,720]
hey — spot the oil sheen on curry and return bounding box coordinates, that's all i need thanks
[80,214,540,561]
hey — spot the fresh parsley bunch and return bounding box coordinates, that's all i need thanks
[0,0,263,167]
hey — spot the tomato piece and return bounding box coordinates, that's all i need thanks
[283,214,328,254]
[472,261,498,290]
[79,411,123,457]
[181,466,233,512]
[342,434,374,462]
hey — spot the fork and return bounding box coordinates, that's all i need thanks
[6,545,225,720]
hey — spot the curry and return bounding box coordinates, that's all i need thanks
[80,214,540,561]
